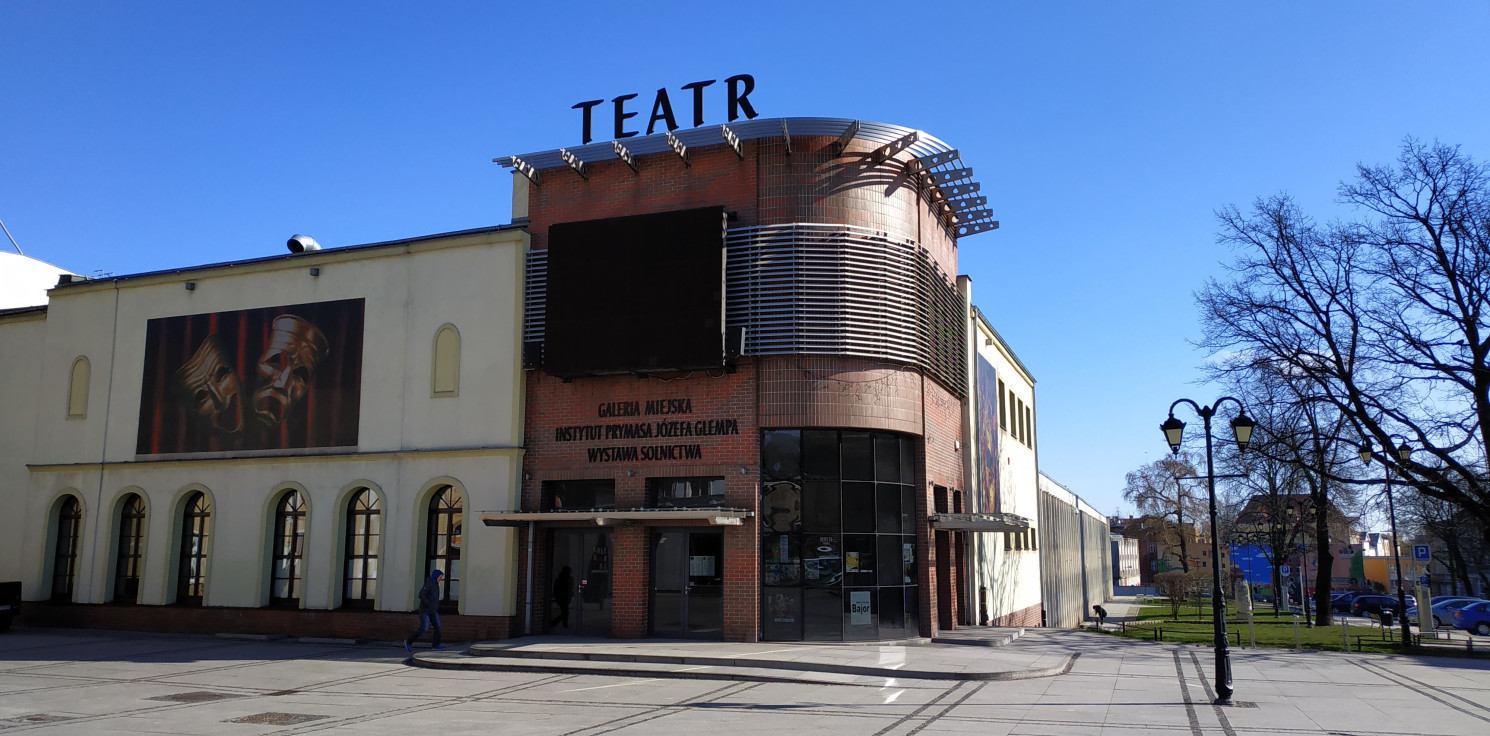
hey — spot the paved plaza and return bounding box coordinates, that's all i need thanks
[2,624,1489,735]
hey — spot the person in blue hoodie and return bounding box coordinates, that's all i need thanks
[404,569,445,652]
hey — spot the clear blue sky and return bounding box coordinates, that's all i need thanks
[5,2,1488,517]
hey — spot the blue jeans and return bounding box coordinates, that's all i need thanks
[408,611,441,647]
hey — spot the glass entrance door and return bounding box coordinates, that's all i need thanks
[549,529,613,636]
[651,529,724,639]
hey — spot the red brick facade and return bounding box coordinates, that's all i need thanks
[519,129,972,643]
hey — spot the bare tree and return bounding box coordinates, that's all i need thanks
[1123,454,1204,573]
[1154,571,1198,620]
[1197,140,1490,538]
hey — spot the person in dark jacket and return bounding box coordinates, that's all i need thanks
[550,566,574,629]
[1093,604,1108,628]
[404,569,445,652]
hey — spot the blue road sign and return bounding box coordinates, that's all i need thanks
[1280,565,1291,576]
[1414,545,1431,562]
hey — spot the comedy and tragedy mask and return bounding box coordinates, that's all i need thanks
[253,315,330,427]
[172,335,245,435]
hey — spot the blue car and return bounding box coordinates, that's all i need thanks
[1451,601,1490,636]
[1406,597,1485,628]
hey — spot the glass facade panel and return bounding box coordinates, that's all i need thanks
[877,535,903,587]
[802,481,840,532]
[762,430,801,480]
[760,429,921,641]
[844,535,876,587]
[876,483,901,533]
[803,588,843,641]
[875,433,900,482]
[801,430,839,479]
[762,587,803,641]
[879,586,906,636]
[840,432,873,480]
[842,482,875,532]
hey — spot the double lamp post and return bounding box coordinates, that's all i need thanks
[1161,397,1256,707]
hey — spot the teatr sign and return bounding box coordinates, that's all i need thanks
[571,74,760,144]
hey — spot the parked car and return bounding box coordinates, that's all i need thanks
[1451,601,1490,636]
[1408,597,1486,628]
[0,581,18,631]
[1332,591,1367,613]
[1350,594,1401,617]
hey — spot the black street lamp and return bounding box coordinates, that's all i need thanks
[1358,438,1414,652]
[1161,397,1255,706]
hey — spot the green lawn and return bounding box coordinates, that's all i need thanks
[1104,602,1408,654]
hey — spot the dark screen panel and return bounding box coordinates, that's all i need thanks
[545,206,727,376]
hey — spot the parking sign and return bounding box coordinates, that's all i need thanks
[1280,565,1291,576]
[1414,545,1431,562]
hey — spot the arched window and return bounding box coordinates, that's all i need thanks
[176,492,211,605]
[432,325,461,396]
[270,490,307,607]
[114,494,146,603]
[342,488,381,608]
[51,496,82,601]
[66,357,89,418]
[424,485,462,606]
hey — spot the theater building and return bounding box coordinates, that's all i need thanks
[485,117,1032,642]
[1,115,1097,642]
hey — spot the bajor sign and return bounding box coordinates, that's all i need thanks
[572,74,759,144]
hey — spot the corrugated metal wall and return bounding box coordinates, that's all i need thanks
[1037,479,1113,628]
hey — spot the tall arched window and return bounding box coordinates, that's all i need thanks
[432,324,461,396]
[51,496,82,601]
[66,357,89,418]
[113,494,146,603]
[270,490,307,607]
[424,485,462,606]
[176,492,211,605]
[342,488,381,608]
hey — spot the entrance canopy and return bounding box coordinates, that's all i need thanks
[480,508,752,527]
[928,512,1030,533]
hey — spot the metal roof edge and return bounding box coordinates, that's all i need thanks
[972,305,1036,383]
[50,224,528,292]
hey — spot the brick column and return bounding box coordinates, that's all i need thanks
[611,525,649,638]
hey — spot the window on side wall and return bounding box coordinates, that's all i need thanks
[997,379,1007,429]
[649,477,726,508]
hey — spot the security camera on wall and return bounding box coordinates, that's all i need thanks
[287,234,321,253]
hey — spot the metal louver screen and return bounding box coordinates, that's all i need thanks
[524,223,966,397]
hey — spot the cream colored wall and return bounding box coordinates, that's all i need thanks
[6,229,528,617]
[0,312,48,584]
[963,288,1043,623]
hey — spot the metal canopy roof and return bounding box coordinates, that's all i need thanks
[928,512,1031,533]
[480,507,753,527]
[496,117,997,239]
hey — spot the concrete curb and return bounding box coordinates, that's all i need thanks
[411,647,1076,682]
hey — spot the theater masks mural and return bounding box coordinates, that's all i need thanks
[138,299,364,455]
